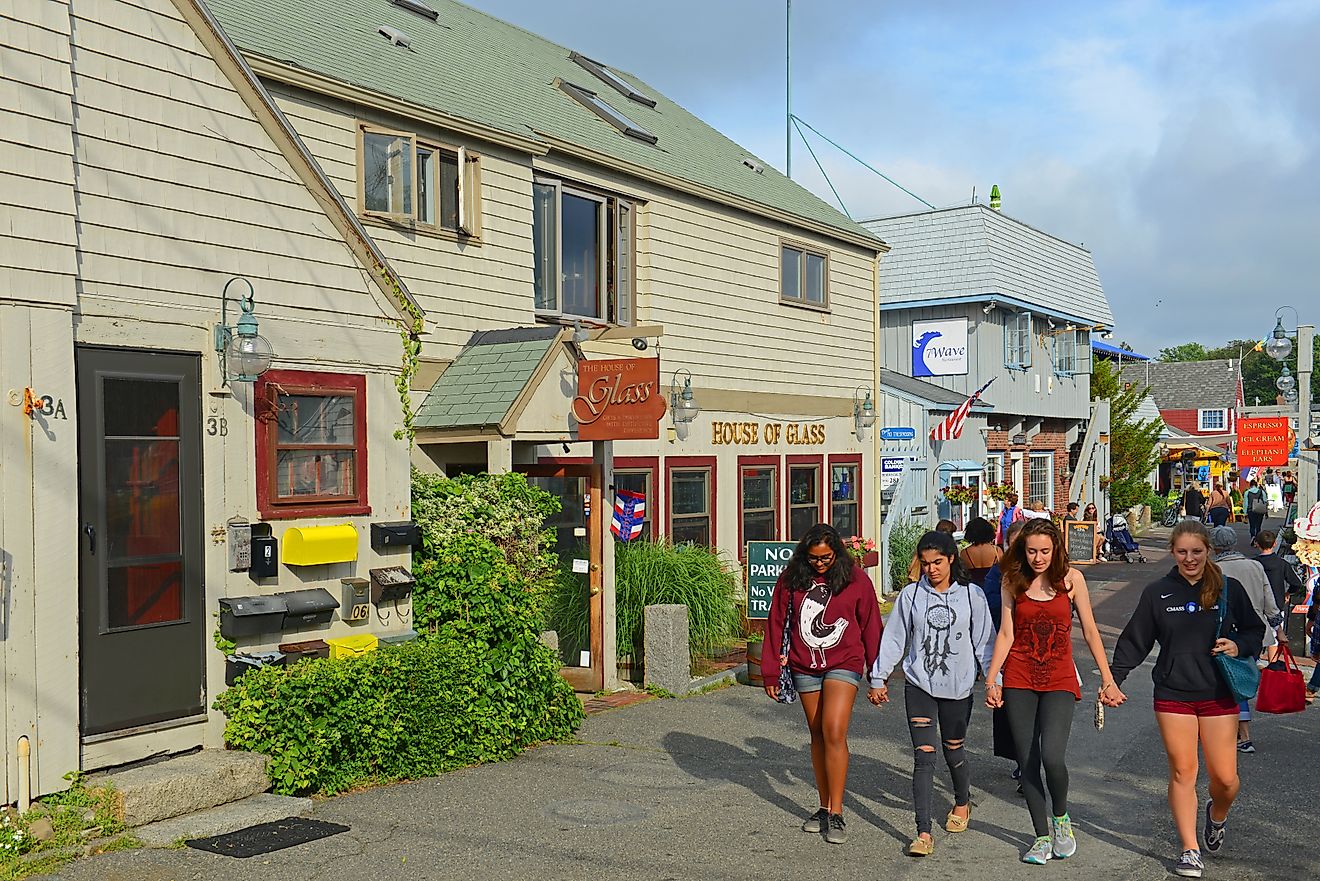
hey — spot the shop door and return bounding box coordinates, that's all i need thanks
[77,348,205,736]
[521,463,603,692]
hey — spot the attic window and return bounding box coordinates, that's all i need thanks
[391,0,438,21]
[570,52,656,107]
[559,81,657,145]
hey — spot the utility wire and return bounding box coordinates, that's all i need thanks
[791,116,850,219]
[791,114,937,210]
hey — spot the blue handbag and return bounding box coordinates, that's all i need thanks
[1214,588,1260,703]
[775,592,799,704]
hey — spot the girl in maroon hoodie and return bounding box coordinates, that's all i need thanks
[762,523,883,844]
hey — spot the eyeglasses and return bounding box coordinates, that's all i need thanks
[807,552,835,564]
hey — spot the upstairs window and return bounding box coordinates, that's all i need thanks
[1004,311,1032,368]
[1053,329,1093,375]
[359,124,480,235]
[533,177,634,325]
[1198,409,1227,432]
[781,242,828,308]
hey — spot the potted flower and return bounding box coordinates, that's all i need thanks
[844,535,879,568]
[985,481,1017,503]
[942,484,979,507]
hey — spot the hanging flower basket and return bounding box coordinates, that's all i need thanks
[942,484,979,506]
[985,481,1017,502]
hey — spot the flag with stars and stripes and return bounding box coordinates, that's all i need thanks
[931,378,995,442]
[610,490,646,541]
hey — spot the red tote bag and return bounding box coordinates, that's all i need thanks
[1257,642,1306,714]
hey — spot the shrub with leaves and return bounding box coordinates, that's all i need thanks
[887,519,927,591]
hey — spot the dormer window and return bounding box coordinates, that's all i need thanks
[570,52,656,107]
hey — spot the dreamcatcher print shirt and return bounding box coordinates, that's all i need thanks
[1002,589,1081,699]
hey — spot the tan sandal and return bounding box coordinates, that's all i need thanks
[908,835,935,856]
[945,807,971,833]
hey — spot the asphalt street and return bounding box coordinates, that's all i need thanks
[57,522,1318,881]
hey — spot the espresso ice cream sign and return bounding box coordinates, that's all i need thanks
[572,358,667,441]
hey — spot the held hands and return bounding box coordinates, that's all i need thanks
[1211,638,1240,658]
[1098,681,1127,707]
[985,682,1004,709]
[867,685,889,706]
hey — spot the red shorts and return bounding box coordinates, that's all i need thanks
[1153,696,1239,717]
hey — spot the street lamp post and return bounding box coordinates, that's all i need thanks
[1267,308,1315,518]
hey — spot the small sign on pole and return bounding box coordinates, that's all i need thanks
[745,541,795,620]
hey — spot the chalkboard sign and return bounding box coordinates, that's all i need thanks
[1065,520,1098,565]
[746,541,796,620]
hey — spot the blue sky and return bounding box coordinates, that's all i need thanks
[466,0,1320,356]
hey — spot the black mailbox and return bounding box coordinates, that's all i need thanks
[219,595,288,640]
[225,651,286,687]
[250,523,278,578]
[370,566,416,604]
[278,587,339,628]
[370,521,421,552]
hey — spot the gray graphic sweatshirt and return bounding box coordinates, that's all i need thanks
[868,579,996,700]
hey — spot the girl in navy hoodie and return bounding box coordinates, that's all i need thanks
[762,523,883,844]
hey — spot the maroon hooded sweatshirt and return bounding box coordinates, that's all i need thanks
[760,566,883,680]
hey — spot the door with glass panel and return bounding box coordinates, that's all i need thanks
[522,464,603,692]
[77,348,204,735]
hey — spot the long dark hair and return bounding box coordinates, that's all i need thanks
[915,530,971,586]
[1001,517,1071,597]
[784,523,854,595]
[964,516,995,546]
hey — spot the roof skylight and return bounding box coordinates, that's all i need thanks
[559,81,657,145]
[391,0,438,21]
[570,52,656,108]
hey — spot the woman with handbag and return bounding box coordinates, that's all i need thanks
[868,530,996,856]
[761,523,883,844]
[983,519,1123,865]
[1243,480,1268,540]
[1109,520,1265,878]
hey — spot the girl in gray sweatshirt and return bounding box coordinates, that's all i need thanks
[868,530,997,856]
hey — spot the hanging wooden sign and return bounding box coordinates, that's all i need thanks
[572,358,666,441]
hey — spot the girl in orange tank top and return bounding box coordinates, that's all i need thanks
[1003,589,1081,699]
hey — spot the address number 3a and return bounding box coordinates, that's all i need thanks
[206,416,229,437]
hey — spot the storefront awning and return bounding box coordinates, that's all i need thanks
[938,459,982,471]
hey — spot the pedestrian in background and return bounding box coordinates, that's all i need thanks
[1207,484,1232,528]
[984,519,1123,864]
[1281,473,1297,518]
[959,517,1002,588]
[1109,520,1264,878]
[908,519,957,584]
[1183,483,1206,523]
[982,520,1026,781]
[1083,502,1105,561]
[1023,500,1052,521]
[1252,529,1302,649]
[997,492,1025,547]
[1243,480,1267,540]
[868,530,996,856]
[1063,502,1080,522]
[761,523,883,844]
[1209,526,1280,755]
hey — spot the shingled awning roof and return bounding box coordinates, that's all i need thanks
[413,327,564,433]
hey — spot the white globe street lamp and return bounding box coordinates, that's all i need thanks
[1277,365,1296,394]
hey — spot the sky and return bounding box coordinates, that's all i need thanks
[464,0,1320,357]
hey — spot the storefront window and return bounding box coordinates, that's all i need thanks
[741,464,778,544]
[789,463,820,541]
[613,469,651,540]
[830,462,859,538]
[669,468,711,545]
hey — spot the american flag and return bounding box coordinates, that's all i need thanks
[930,378,995,442]
[610,490,646,541]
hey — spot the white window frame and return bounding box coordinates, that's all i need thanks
[1198,409,1228,432]
[1052,328,1092,375]
[984,453,1004,488]
[780,240,830,310]
[1004,311,1032,369]
[1028,452,1054,510]
[533,176,635,326]
[358,123,480,236]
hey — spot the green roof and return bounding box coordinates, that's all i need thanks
[205,0,881,248]
[412,328,558,430]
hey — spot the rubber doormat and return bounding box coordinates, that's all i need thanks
[186,817,349,858]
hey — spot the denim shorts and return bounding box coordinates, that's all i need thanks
[791,669,863,692]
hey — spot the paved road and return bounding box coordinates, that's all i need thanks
[59,525,1317,881]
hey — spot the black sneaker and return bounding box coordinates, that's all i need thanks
[824,813,848,844]
[1236,740,1255,754]
[1174,849,1204,878]
[1203,800,1226,853]
[801,807,828,833]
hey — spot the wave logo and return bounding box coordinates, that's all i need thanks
[911,318,969,377]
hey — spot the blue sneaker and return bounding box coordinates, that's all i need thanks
[1203,801,1226,853]
[1174,849,1204,878]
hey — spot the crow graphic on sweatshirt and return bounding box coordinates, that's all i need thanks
[799,580,849,668]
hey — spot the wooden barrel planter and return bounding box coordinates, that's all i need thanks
[745,640,764,686]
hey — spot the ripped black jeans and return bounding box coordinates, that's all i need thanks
[904,684,973,835]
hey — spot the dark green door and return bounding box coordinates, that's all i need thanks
[77,348,204,735]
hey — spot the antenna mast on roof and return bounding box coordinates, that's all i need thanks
[786,0,792,179]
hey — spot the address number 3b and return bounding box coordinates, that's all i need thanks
[206,416,229,437]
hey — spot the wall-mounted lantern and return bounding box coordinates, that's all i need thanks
[214,277,275,385]
[853,386,876,436]
[669,368,699,425]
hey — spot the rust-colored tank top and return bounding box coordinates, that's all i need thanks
[1003,588,1080,699]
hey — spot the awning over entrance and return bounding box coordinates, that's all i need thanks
[938,459,982,471]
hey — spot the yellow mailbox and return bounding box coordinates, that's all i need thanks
[281,523,359,566]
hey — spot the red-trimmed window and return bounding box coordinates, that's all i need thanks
[738,455,780,555]
[828,454,862,539]
[613,456,658,540]
[255,370,370,520]
[787,454,825,541]
[665,456,715,547]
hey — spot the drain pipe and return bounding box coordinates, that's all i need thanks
[16,737,30,813]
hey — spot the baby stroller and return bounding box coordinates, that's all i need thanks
[1104,514,1148,563]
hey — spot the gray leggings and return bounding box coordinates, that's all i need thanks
[1003,688,1075,837]
[905,684,972,835]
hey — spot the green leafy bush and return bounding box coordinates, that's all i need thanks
[215,637,581,796]
[887,519,927,591]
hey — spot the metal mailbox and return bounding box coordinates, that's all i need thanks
[225,651,286,687]
[370,521,421,552]
[278,587,339,628]
[370,567,416,604]
[218,594,288,640]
